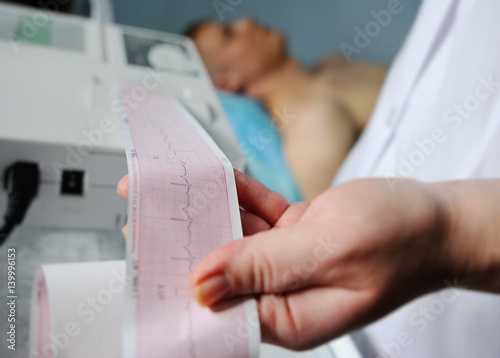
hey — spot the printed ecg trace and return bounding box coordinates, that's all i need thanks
[121,85,253,358]
[172,157,196,273]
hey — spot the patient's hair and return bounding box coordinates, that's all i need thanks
[183,19,209,39]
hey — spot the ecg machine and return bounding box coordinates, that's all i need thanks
[0,3,360,357]
[0,2,243,230]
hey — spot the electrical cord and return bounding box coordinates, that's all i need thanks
[0,162,39,246]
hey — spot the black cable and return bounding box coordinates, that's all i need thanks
[0,162,39,246]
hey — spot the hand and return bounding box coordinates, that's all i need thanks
[190,171,456,350]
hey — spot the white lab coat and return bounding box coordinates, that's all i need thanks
[334,0,500,357]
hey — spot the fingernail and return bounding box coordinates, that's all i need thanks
[195,275,231,307]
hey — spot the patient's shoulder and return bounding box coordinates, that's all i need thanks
[313,55,349,72]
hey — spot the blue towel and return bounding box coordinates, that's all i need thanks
[218,90,303,203]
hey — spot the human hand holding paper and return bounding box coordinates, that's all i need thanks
[119,170,500,351]
[118,169,439,349]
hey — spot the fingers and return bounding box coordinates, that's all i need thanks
[122,224,128,240]
[240,202,310,235]
[118,175,129,240]
[274,202,310,228]
[234,170,290,226]
[257,287,375,350]
[117,174,129,199]
[191,224,338,307]
[240,209,271,236]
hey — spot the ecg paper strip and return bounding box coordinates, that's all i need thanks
[120,85,259,358]
[36,273,53,358]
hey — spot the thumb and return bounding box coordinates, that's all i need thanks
[190,225,338,307]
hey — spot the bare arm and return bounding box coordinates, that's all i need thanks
[314,57,388,129]
[280,98,358,201]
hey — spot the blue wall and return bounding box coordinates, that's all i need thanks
[112,0,422,66]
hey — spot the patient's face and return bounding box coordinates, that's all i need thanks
[192,18,286,92]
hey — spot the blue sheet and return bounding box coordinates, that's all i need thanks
[218,90,303,203]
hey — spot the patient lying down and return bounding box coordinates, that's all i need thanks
[186,18,387,200]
